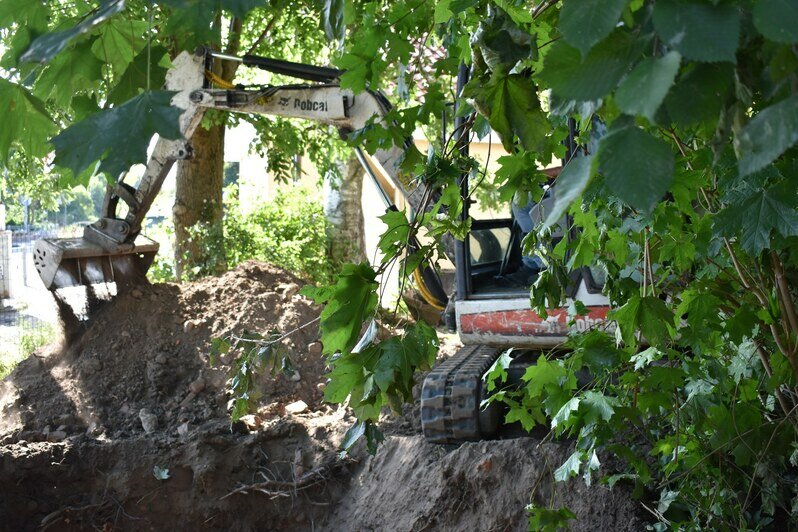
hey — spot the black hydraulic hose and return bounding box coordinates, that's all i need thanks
[242,55,343,83]
[453,63,471,300]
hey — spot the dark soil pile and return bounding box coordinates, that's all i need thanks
[0,261,646,531]
[0,261,341,530]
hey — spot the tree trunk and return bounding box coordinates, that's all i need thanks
[172,19,242,280]
[324,156,367,265]
[173,122,226,280]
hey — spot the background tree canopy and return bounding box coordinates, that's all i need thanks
[3,0,798,528]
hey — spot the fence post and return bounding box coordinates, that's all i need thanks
[0,229,10,299]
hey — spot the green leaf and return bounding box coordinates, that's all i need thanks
[209,337,231,365]
[543,155,594,229]
[466,72,548,152]
[608,295,674,346]
[373,323,438,396]
[107,45,170,105]
[598,124,674,211]
[630,346,662,370]
[222,0,265,18]
[51,90,183,179]
[551,397,580,429]
[164,0,219,49]
[20,0,126,64]
[715,180,798,255]
[484,349,512,392]
[494,152,546,203]
[91,17,149,73]
[662,63,733,128]
[538,30,643,102]
[324,358,365,403]
[554,451,581,481]
[0,78,56,163]
[577,331,621,373]
[33,41,104,108]
[363,422,385,454]
[657,490,680,514]
[0,0,48,29]
[322,0,345,42]
[434,0,453,24]
[558,0,630,57]
[472,7,536,73]
[377,208,412,263]
[652,0,740,63]
[737,94,798,177]
[492,0,533,25]
[521,355,566,396]
[340,419,367,452]
[753,0,798,44]
[526,505,577,532]
[582,391,616,423]
[615,51,681,121]
[505,399,546,431]
[301,262,379,355]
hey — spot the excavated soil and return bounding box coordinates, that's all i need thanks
[0,261,645,531]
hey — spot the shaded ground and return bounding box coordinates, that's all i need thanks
[0,261,645,530]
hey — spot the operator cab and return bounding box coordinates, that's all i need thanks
[463,171,605,301]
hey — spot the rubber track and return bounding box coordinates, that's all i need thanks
[420,345,501,443]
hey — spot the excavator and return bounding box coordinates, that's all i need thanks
[33,48,612,444]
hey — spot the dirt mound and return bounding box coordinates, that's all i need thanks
[2,261,323,441]
[325,436,643,531]
[0,261,645,530]
[0,261,343,530]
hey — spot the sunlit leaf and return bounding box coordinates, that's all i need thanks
[21,0,126,63]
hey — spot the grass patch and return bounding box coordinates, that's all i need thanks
[0,324,55,379]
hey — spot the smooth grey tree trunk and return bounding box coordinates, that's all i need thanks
[324,156,367,265]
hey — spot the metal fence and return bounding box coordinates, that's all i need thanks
[0,227,79,373]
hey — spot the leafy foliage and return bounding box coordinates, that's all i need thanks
[302,262,379,357]
[181,186,336,283]
[736,94,798,177]
[0,78,55,161]
[557,0,628,57]
[209,330,293,422]
[597,123,674,211]
[526,505,576,532]
[614,51,680,122]
[539,31,642,102]
[20,0,126,63]
[51,90,182,179]
[652,0,740,63]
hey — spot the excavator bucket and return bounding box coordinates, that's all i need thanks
[33,235,159,291]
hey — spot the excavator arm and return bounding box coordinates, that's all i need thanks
[34,49,445,305]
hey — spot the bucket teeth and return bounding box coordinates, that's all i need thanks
[33,235,159,290]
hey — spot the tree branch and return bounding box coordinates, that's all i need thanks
[245,14,280,56]
[754,341,794,418]
[222,17,244,81]
[771,251,798,353]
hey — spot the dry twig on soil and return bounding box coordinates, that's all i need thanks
[220,457,356,500]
